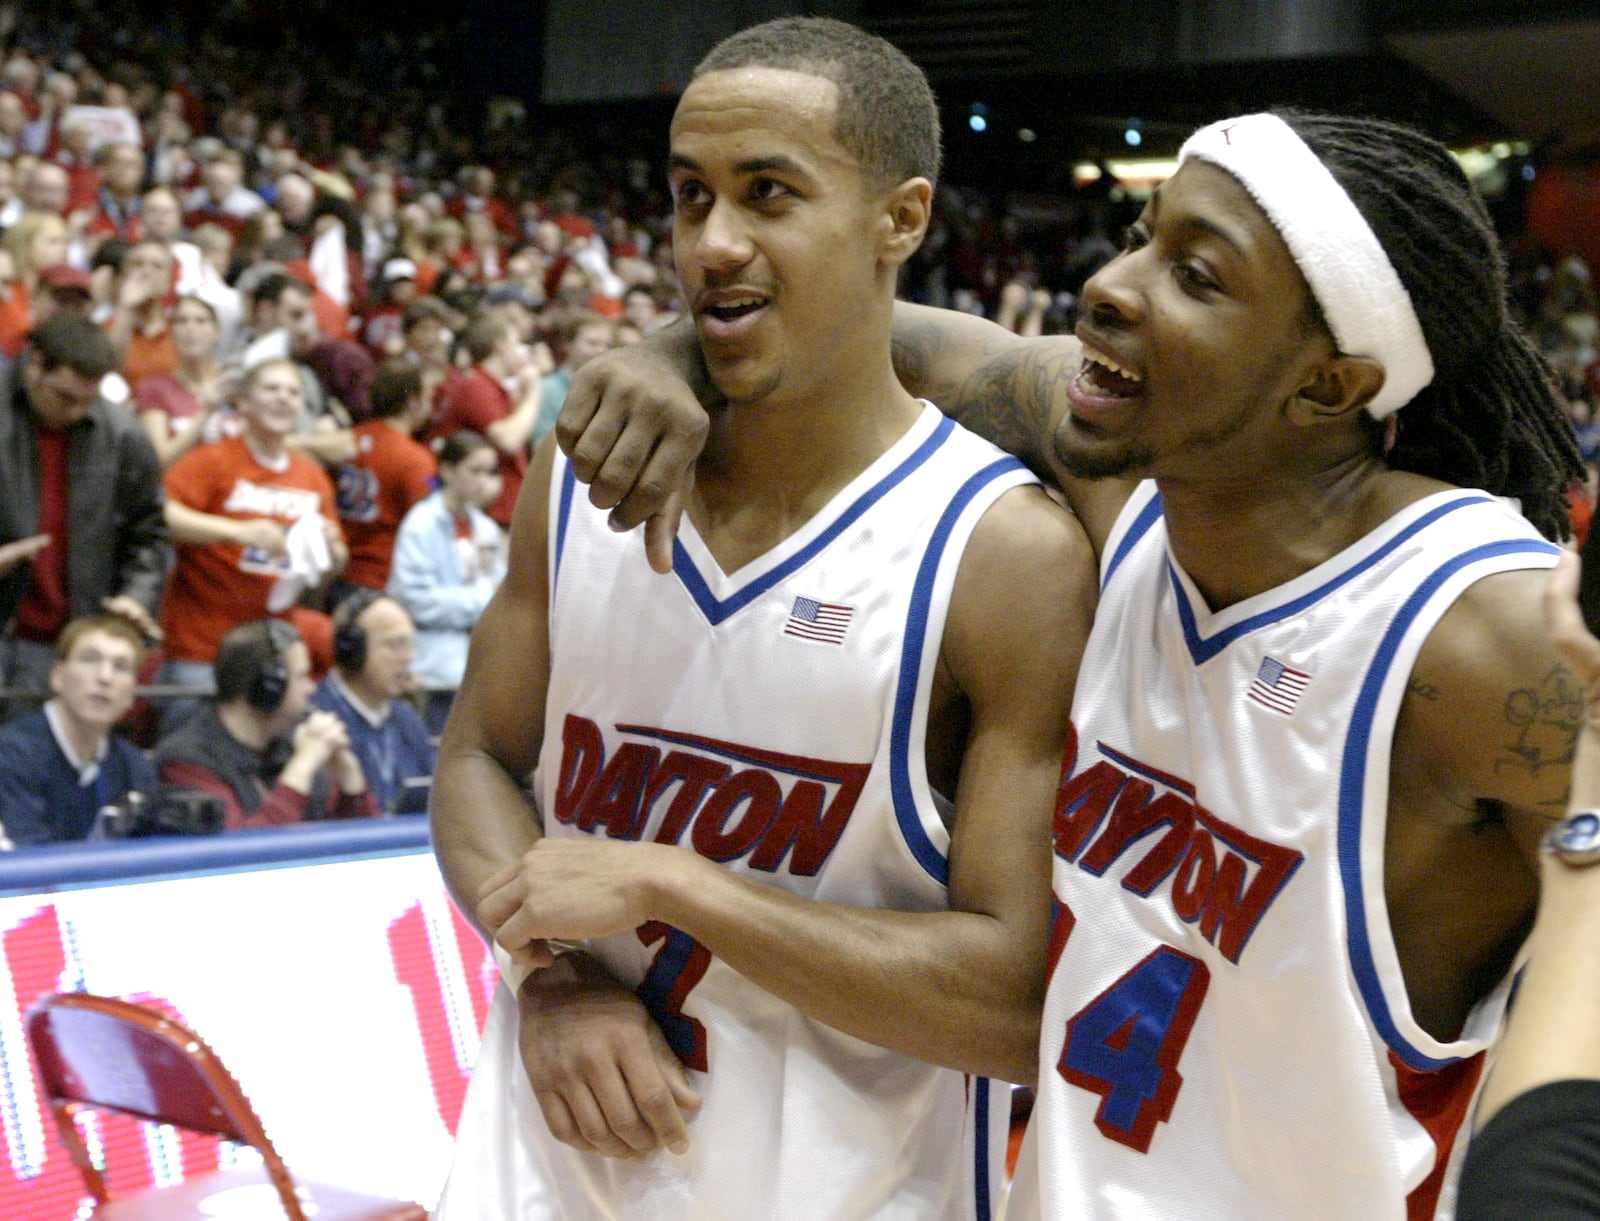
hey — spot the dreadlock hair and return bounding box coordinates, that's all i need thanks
[1277,109,1581,540]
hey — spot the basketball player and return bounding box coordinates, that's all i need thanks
[557,111,1585,1217]
[429,18,1095,1221]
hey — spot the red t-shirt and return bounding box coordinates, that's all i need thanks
[433,366,523,527]
[12,427,70,643]
[122,327,180,388]
[161,437,342,662]
[0,282,32,360]
[334,421,438,588]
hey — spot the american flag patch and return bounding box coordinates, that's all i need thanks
[1247,655,1311,716]
[784,596,854,644]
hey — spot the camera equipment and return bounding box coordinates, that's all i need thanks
[93,789,226,840]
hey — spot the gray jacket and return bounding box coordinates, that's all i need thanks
[0,360,170,629]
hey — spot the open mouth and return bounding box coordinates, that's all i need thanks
[1077,345,1144,398]
[703,297,766,323]
[697,291,770,340]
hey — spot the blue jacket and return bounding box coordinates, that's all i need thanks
[387,491,505,689]
[308,678,435,814]
[0,710,157,845]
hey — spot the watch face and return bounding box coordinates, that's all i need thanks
[1554,811,1600,854]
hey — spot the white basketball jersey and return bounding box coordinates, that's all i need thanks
[1007,481,1559,1221]
[438,404,1033,1221]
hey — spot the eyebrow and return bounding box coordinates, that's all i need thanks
[669,153,810,179]
[1147,186,1248,258]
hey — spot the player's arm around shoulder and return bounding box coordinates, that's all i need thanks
[892,303,1131,553]
[431,433,558,936]
[938,481,1098,1078]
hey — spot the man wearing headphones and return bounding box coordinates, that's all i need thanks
[308,589,434,813]
[153,618,379,830]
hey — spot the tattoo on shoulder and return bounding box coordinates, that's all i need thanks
[1496,664,1582,778]
[1408,678,1441,701]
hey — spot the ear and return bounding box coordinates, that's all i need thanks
[48,660,65,699]
[1285,355,1387,427]
[877,177,932,270]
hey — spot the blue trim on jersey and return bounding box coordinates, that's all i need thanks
[974,1077,992,1221]
[1338,538,1558,1071]
[890,457,1028,885]
[672,415,962,625]
[554,458,578,592]
[1170,494,1504,665]
[1102,488,1164,592]
[616,724,842,785]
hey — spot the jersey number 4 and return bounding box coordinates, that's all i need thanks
[636,921,711,1072]
[1053,901,1211,1153]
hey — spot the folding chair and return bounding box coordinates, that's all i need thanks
[26,992,429,1220]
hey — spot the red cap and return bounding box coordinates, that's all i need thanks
[38,264,92,295]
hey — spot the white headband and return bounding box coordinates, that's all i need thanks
[1178,113,1434,419]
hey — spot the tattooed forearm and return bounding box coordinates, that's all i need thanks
[890,307,1082,483]
[1496,663,1583,777]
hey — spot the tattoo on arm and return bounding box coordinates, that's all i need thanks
[891,324,1078,478]
[1408,678,1441,701]
[1495,664,1582,778]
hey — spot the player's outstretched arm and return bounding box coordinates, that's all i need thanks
[432,436,702,1157]
[480,486,1097,1083]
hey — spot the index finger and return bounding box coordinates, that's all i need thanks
[618,1033,695,1156]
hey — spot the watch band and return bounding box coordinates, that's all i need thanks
[1543,809,1600,866]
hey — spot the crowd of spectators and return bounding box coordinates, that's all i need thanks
[0,2,1594,850]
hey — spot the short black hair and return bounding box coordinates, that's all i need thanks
[1279,109,1583,541]
[437,428,491,468]
[369,360,424,419]
[213,618,300,706]
[249,271,310,308]
[461,308,514,364]
[401,297,451,334]
[30,314,116,379]
[694,17,940,189]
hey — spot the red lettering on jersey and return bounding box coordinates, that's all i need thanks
[1053,761,1127,860]
[692,769,781,861]
[749,778,850,875]
[1118,794,1196,895]
[577,743,660,838]
[1060,742,1304,964]
[648,752,732,845]
[1191,807,1304,963]
[554,715,604,824]
[1046,895,1078,979]
[553,717,869,875]
[1170,829,1216,921]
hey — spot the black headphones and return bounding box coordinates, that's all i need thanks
[248,619,300,713]
[332,589,387,675]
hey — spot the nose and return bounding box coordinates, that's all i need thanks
[1080,251,1144,329]
[694,198,753,274]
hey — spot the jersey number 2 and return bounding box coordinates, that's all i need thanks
[1054,902,1210,1153]
[636,921,711,1072]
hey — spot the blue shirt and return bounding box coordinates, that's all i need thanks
[0,709,157,845]
[308,678,435,813]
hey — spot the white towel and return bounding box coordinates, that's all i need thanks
[266,515,334,612]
